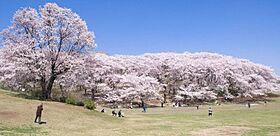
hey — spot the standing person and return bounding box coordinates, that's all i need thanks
[143,104,147,112]
[34,103,43,123]
[247,102,251,108]
[130,102,133,109]
[118,110,124,117]
[196,105,199,110]
[208,107,213,116]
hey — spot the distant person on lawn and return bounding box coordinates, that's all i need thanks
[112,110,117,116]
[208,107,213,116]
[34,103,43,123]
[247,102,251,108]
[118,110,124,117]
[142,104,147,112]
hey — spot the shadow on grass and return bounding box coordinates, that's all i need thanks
[38,121,47,125]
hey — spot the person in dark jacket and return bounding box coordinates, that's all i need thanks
[118,110,124,117]
[112,110,117,116]
[34,103,43,123]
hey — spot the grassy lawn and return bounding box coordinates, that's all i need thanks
[0,89,279,136]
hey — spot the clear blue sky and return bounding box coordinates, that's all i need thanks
[0,0,280,74]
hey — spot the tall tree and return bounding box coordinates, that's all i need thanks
[1,3,95,99]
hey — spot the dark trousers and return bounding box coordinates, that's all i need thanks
[34,115,41,123]
[143,107,147,112]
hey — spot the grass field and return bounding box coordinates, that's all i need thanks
[0,89,280,136]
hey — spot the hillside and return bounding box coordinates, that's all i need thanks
[1,89,280,136]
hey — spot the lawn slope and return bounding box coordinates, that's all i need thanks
[0,89,280,136]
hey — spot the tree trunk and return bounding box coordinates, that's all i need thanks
[59,84,65,97]
[163,94,167,103]
[46,75,56,99]
[173,88,176,95]
[33,84,36,93]
[141,99,144,107]
[91,88,95,100]
[41,75,56,100]
[40,78,47,100]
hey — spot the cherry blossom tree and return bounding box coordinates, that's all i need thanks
[0,3,95,99]
[90,52,280,104]
[1,3,279,105]
[101,74,163,105]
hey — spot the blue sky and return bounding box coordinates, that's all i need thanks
[0,0,280,74]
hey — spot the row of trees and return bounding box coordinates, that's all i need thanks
[1,3,279,106]
[80,52,280,104]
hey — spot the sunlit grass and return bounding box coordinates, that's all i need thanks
[0,89,279,136]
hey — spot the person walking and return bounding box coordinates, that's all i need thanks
[34,103,43,123]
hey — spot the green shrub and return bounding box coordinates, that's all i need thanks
[59,97,66,103]
[30,90,42,99]
[51,89,63,101]
[83,99,96,110]
[65,96,76,105]
[76,101,84,106]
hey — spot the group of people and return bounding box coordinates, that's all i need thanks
[35,100,266,123]
[112,110,124,117]
[100,108,125,117]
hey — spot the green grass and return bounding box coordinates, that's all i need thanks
[0,126,41,136]
[0,89,280,136]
